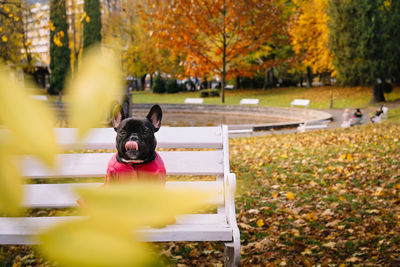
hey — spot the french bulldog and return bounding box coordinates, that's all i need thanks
[104,104,166,184]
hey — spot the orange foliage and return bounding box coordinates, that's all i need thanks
[141,0,284,80]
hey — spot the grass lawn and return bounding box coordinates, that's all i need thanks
[131,86,400,109]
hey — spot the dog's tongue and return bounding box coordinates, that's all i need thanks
[125,141,138,151]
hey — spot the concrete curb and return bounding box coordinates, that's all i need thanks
[132,103,333,131]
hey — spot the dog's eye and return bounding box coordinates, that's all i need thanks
[119,130,127,136]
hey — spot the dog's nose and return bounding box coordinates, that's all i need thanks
[129,135,138,141]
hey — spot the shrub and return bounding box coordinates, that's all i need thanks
[200,89,220,98]
[152,74,166,93]
[165,78,182,94]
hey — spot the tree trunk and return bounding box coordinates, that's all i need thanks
[306,66,312,87]
[236,76,241,89]
[141,74,146,91]
[263,69,268,90]
[221,0,226,103]
[371,84,386,103]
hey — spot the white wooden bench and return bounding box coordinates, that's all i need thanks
[184,98,204,104]
[31,95,48,101]
[225,85,234,90]
[0,126,240,266]
[291,99,310,109]
[240,98,259,105]
[297,120,330,132]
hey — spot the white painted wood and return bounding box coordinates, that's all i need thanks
[291,99,310,108]
[19,151,224,178]
[184,98,204,104]
[54,127,222,149]
[0,214,232,244]
[239,98,259,105]
[23,181,224,208]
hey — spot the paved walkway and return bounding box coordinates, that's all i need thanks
[232,101,400,138]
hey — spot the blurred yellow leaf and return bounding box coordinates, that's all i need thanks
[272,190,279,198]
[286,192,295,200]
[0,147,22,215]
[66,46,124,139]
[256,219,264,227]
[39,219,153,267]
[0,66,59,166]
[39,181,215,266]
[76,181,215,228]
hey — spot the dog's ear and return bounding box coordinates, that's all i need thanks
[111,103,123,131]
[146,104,162,132]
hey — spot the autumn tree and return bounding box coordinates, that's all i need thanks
[49,0,70,94]
[289,0,334,86]
[143,0,284,102]
[83,0,102,50]
[0,0,24,66]
[328,0,400,102]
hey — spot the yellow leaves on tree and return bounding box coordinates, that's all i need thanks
[289,0,334,74]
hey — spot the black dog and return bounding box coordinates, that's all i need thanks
[104,104,166,184]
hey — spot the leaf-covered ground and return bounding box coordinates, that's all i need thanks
[230,122,400,266]
[1,122,399,266]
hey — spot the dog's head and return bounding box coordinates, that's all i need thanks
[113,105,162,163]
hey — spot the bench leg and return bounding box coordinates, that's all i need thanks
[224,241,240,266]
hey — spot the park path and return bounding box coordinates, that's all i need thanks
[233,100,400,138]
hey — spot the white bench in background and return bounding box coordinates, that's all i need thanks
[31,95,48,101]
[225,85,234,90]
[0,126,240,266]
[291,99,310,109]
[240,98,259,105]
[184,98,204,104]
[297,120,330,132]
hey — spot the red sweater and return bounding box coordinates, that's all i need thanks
[104,152,166,184]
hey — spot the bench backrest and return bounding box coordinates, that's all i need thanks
[19,126,230,213]
[291,99,310,108]
[239,98,259,105]
[184,98,204,104]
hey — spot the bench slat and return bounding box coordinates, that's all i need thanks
[19,151,224,178]
[54,127,222,149]
[23,181,224,208]
[0,214,232,245]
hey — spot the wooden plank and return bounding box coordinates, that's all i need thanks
[0,214,231,245]
[19,151,224,178]
[54,127,222,150]
[23,181,224,208]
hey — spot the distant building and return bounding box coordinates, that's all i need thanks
[23,0,121,68]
